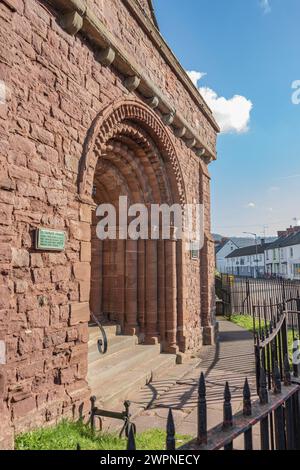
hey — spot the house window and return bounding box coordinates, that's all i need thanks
[190,241,200,260]
[290,247,294,258]
[266,251,269,260]
[293,264,300,277]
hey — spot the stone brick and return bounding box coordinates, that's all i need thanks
[33,268,51,284]
[80,204,92,223]
[80,241,91,262]
[37,144,59,164]
[73,262,90,281]
[31,123,54,147]
[9,134,36,155]
[30,253,43,268]
[59,367,75,385]
[70,221,90,242]
[12,248,29,268]
[64,154,78,173]
[0,244,12,264]
[79,281,90,302]
[0,286,11,310]
[69,302,90,326]
[15,280,28,294]
[18,329,44,355]
[47,189,68,207]
[51,265,71,283]
[27,307,50,328]
[0,203,12,225]
[13,396,36,418]
[66,328,78,342]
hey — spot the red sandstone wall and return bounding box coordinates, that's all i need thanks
[0,0,217,438]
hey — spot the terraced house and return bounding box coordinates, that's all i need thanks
[0,0,219,448]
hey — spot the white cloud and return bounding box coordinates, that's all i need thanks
[186,71,253,134]
[260,0,271,14]
[247,202,256,208]
[187,70,207,87]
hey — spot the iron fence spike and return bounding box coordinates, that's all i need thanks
[259,367,269,405]
[127,424,136,450]
[273,361,281,394]
[166,408,176,450]
[223,382,233,429]
[243,378,252,417]
[284,353,292,386]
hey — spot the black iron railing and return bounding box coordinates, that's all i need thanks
[216,275,300,318]
[125,370,300,450]
[90,312,108,355]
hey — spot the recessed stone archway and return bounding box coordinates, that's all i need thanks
[79,99,187,354]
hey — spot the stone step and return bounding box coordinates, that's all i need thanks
[88,323,122,342]
[88,334,139,365]
[90,352,176,409]
[88,343,161,384]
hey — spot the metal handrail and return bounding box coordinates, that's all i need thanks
[90,312,108,355]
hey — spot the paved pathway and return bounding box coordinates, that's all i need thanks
[131,319,256,437]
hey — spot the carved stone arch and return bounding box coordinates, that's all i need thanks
[78,99,186,206]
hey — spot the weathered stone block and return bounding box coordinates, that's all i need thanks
[79,204,92,223]
[80,241,91,262]
[69,302,90,326]
[73,262,90,281]
[70,221,90,242]
[12,248,29,268]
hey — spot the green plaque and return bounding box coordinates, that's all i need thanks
[35,228,66,251]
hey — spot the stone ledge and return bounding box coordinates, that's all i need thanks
[47,0,217,162]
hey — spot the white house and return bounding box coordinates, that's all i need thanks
[225,243,269,278]
[215,239,238,273]
[265,228,300,279]
[215,237,256,274]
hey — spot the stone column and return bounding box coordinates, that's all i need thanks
[176,240,186,351]
[200,163,217,345]
[137,239,146,337]
[164,229,178,354]
[158,239,166,347]
[145,240,159,344]
[90,209,103,319]
[115,238,125,330]
[102,239,110,319]
[124,239,138,335]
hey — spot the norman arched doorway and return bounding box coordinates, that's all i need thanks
[79,100,187,355]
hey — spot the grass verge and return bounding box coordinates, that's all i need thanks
[15,420,191,451]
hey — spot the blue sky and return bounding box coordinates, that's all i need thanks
[154,0,300,237]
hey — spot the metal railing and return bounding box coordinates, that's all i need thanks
[126,370,300,450]
[90,312,108,355]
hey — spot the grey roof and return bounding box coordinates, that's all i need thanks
[266,231,300,249]
[226,243,273,259]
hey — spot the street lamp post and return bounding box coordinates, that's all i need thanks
[243,232,259,279]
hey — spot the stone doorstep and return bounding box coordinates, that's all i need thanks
[88,323,122,342]
[89,350,176,409]
[97,357,201,433]
[88,343,162,385]
[88,334,138,364]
